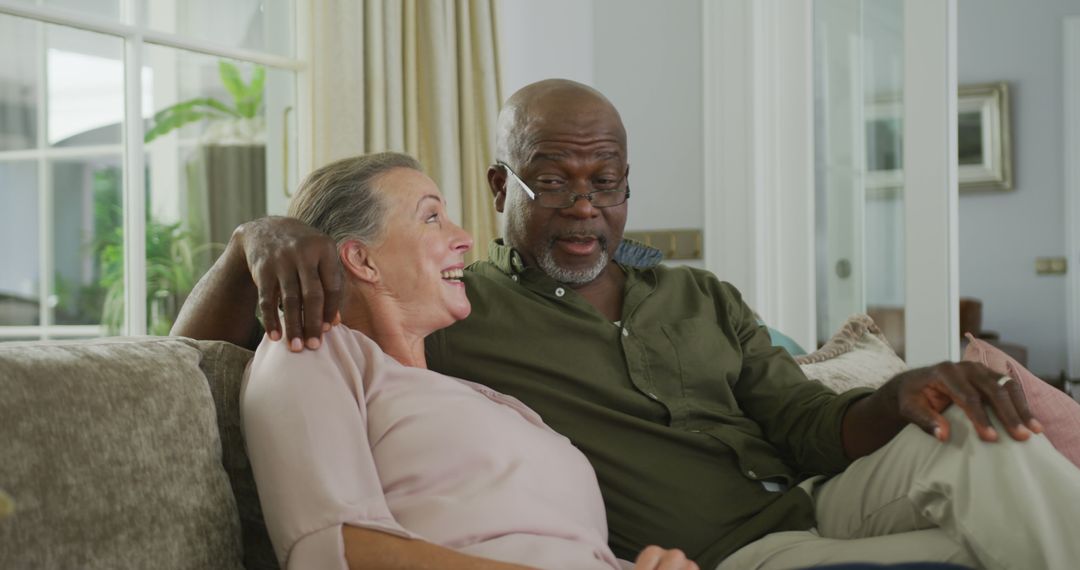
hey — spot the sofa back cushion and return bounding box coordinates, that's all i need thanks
[195,340,277,570]
[0,337,243,569]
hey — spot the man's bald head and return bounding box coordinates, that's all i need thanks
[496,79,627,167]
[488,79,630,288]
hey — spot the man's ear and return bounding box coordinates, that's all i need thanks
[340,240,379,284]
[488,164,508,213]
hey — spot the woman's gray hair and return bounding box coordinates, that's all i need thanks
[287,151,423,245]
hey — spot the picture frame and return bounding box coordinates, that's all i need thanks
[864,82,1013,194]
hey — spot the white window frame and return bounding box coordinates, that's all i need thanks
[1064,17,1080,379]
[0,0,311,339]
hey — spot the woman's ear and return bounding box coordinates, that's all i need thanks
[340,240,379,284]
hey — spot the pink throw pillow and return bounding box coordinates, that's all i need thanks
[962,334,1080,469]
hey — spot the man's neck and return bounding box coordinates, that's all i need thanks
[568,263,627,321]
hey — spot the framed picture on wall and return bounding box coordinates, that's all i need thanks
[865,82,1013,194]
[956,82,1012,191]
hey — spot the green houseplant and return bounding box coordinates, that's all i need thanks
[87,168,218,336]
[144,61,265,143]
[92,59,265,335]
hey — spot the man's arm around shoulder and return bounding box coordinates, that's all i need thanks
[171,217,342,351]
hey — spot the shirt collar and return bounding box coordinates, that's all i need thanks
[486,238,664,276]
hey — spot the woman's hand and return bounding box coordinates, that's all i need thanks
[633,546,699,570]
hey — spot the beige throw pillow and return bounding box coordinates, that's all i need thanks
[795,314,907,392]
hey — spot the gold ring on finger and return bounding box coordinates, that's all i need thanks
[997,375,1014,387]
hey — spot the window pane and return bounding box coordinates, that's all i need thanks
[0,14,39,151]
[51,157,123,328]
[0,161,40,326]
[47,25,125,147]
[143,45,296,334]
[141,0,295,57]
[47,0,122,21]
[7,0,123,22]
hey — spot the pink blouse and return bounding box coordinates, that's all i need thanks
[241,325,621,570]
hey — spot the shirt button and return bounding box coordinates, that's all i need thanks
[747,470,757,478]
[511,275,518,282]
[555,287,565,297]
[622,328,629,337]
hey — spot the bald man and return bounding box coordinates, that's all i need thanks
[175,79,1080,570]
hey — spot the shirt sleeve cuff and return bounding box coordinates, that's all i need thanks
[285,518,422,570]
[819,387,877,471]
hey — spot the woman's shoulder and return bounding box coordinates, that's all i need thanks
[242,325,385,404]
[251,325,379,369]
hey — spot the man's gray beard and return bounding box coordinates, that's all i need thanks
[505,192,608,285]
[537,241,609,285]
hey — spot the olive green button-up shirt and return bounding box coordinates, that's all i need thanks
[426,241,872,568]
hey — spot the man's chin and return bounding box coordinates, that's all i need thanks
[539,249,609,285]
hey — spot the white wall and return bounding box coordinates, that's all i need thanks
[497,0,594,94]
[958,0,1079,375]
[496,0,703,243]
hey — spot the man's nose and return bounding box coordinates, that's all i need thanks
[561,184,599,218]
[562,194,599,218]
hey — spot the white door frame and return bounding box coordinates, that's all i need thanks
[703,0,959,363]
[903,0,959,366]
[702,0,817,350]
[1064,18,1080,378]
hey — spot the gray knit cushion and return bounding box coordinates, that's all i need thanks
[0,337,243,569]
[194,340,277,570]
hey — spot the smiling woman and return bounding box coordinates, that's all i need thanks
[287,152,474,356]
[241,151,641,570]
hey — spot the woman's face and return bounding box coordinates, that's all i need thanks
[368,167,473,333]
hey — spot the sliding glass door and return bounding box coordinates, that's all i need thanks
[814,0,958,364]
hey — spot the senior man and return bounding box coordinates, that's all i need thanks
[174,79,1080,569]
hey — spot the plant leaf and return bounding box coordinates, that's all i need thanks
[201,98,242,117]
[144,107,219,143]
[152,98,239,122]
[247,66,265,101]
[218,61,247,107]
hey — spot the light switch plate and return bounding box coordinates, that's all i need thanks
[1035,257,1068,275]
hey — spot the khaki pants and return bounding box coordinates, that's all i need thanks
[718,406,1080,570]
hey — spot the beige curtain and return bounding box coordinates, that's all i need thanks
[311,0,502,264]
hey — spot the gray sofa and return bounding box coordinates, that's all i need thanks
[0,337,279,570]
[0,316,912,568]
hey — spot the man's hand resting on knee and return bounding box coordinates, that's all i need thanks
[840,361,1045,459]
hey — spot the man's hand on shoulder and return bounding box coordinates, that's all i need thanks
[235,216,342,351]
[842,361,1044,459]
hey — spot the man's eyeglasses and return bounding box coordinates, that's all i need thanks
[497,161,630,209]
